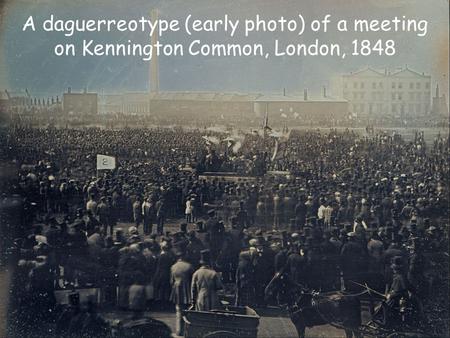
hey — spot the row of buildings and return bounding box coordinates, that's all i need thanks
[1,67,448,121]
[67,66,450,120]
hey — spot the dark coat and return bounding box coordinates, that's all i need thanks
[153,251,175,301]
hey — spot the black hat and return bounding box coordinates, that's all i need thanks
[196,221,205,232]
[172,238,188,257]
[68,292,80,306]
[200,249,211,265]
[180,223,188,233]
[207,209,215,216]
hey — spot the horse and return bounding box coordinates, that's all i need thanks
[264,271,362,338]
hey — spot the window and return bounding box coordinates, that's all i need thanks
[409,82,414,89]
[398,93,402,100]
[392,82,396,89]
[398,82,403,89]
[425,92,430,99]
[360,93,365,99]
[360,82,364,89]
[392,93,396,100]
[409,104,414,113]
[425,82,430,89]
[416,82,420,89]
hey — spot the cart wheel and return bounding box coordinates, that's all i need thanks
[202,331,239,338]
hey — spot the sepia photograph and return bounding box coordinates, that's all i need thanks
[0,0,448,337]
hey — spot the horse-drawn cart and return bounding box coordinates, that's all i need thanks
[183,306,260,338]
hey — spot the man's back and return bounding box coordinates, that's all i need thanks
[171,260,193,283]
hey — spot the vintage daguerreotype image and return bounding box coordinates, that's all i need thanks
[0,0,448,337]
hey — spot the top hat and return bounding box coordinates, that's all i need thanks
[68,292,80,306]
[180,223,188,233]
[199,249,211,265]
[196,221,205,232]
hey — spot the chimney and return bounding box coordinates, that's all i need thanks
[150,9,160,93]
[283,88,286,96]
[303,89,308,101]
[323,86,327,98]
[436,84,439,98]
[68,87,71,94]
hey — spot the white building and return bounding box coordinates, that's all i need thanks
[332,67,431,118]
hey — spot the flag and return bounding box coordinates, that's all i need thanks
[232,141,242,153]
[96,154,116,170]
[202,135,220,145]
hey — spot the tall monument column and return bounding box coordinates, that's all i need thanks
[150,9,160,93]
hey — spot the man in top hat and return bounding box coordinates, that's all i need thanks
[191,249,223,311]
[205,209,224,265]
[340,231,366,292]
[252,236,274,306]
[44,215,61,248]
[195,221,208,246]
[170,243,193,336]
[153,240,175,309]
[180,222,188,235]
[186,230,204,268]
[236,201,249,229]
[382,239,406,290]
[378,256,413,327]
[235,251,255,306]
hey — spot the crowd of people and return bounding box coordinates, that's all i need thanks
[1,125,448,337]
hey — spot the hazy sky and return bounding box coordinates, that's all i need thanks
[0,0,448,96]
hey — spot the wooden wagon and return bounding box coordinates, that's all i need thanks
[183,306,260,338]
